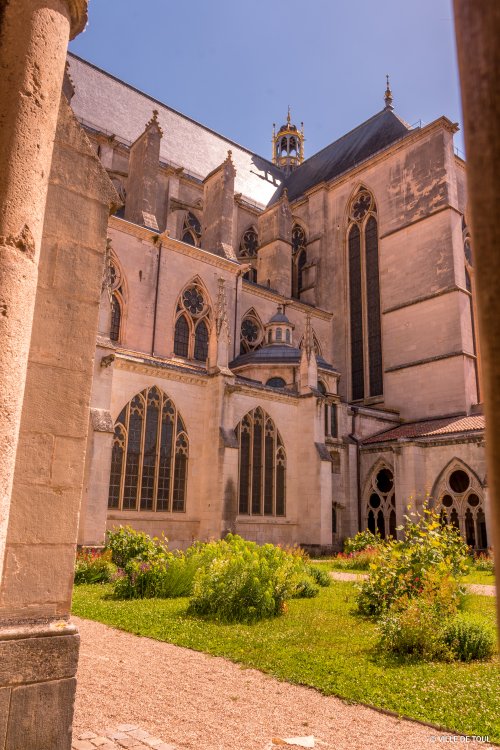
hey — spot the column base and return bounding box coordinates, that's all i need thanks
[0,620,79,749]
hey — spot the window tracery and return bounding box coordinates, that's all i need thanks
[240,311,264,354]
[239,227,259,258]
[173,281,212,362]
[108,386,188,513]
[107,258,125,343]
[236,408,286,517]
[364,465,396,539]
[434,463,487,550]
[347,188,382,401]
[181,212,202,246]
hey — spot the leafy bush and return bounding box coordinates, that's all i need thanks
[307,564,331,587]
[444,616,495,662]
[332,547,381,571]
[473,552,495,574]
[378,596,452,661]
[293,577,320,598]
[106,525,166,568]
[357,505,468,618]
[113,551,197,599]
[344,529,383,555]
[74,548,116,584]
[188,534,317,623]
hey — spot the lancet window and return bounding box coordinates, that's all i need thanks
[434,462,487,550]
[181,212,202,246]
[292,224,307,298]
[347,188,383,401]
[236,408,286,517]
[364,466,396,539]
[173,281,212,362]
[108,386,188,513]
[107,258,125,343]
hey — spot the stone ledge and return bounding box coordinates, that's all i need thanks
[0,630,79,687]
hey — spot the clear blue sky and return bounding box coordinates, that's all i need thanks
[70,0,463,159]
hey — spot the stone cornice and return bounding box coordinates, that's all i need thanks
[65,0,88,39]
[226,381,299,404]
[242,281,332,321]
[113,353,209,386]
[360,432,484,452]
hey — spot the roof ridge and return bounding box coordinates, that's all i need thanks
[67,52,278,170]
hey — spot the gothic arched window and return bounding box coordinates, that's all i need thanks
[173,280,212,362]
[292,224,307,299]
[236,408,286,517]
[110,294,121,342]
[347,189,382,401]
[108,386,188,513]
[434,462,487,550]
[243,267,258,283]
[182,212,202,246]
[364,465,396,540]
[240,311,264,354]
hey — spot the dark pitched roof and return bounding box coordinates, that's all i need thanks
[269,109,413,205]
[229,345,338,372]
[362,415,485,445]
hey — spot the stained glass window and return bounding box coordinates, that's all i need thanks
[365,217,383,397]
[237,408,286,517]
[110,294,121,342]
[174,315,190,357]
[349,224,364,400]
[240,314,263,353]
[436,464,487,549]
[107,387,188,513]
[182,212,201,246]
[194,320,209,361]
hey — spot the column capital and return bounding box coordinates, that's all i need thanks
[64,0,88,39]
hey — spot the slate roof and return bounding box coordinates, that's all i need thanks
[67,54,283,208]
[229,345,338,372]
[269,108,413,205]
[362,415,485,445]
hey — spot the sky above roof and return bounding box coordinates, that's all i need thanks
[70,0,463,161]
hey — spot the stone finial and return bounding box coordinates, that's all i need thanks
[384,74,394,110]
[304,314,313,359]
[145,108,163,136]
[65,0,89,39]
[287,105,291,125]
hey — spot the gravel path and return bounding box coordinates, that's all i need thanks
[72,617,495,750]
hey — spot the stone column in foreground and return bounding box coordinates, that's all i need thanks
[453,1,500,629]
[0,0,88,577]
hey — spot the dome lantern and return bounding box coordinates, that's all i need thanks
[272,107,304,175]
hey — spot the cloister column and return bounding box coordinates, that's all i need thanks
[453,2,500,628]
[0,0,87,573]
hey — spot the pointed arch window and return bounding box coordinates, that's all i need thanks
[173,281,212,362]
[182,212,202,246]
[108,386,188,512]
[107,258,125,343]
[110,294,122,342]
[236,408,286,517]
[364,466,396,540]
[239,227,259,258]
[240,311,264,354]
[347,189,383,401]
[292,224,307,298]
[434,462,487,550]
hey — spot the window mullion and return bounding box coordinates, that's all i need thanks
[119,403,130,511]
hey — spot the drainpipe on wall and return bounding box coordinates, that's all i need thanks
[348,406,362,532]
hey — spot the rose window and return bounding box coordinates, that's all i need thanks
[242,318,259,342]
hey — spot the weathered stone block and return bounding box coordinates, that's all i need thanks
[0,632,79,687]
[6,678,76,750]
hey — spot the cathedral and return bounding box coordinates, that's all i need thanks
[67,54,488,553]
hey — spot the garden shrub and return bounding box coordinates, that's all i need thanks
[292,576,320,598]
[357,505,468,618]
[106,525,166,568]
[378,596,452,661]
[307,564,331,587]
[444,616,495,662]
[343,529,383,555]
[473,552,495,574]
[113,551,197,599]
[333,547,381,571]
[74,548,116,584]
[188,534,317,623]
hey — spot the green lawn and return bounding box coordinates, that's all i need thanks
[72,582,499,741]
